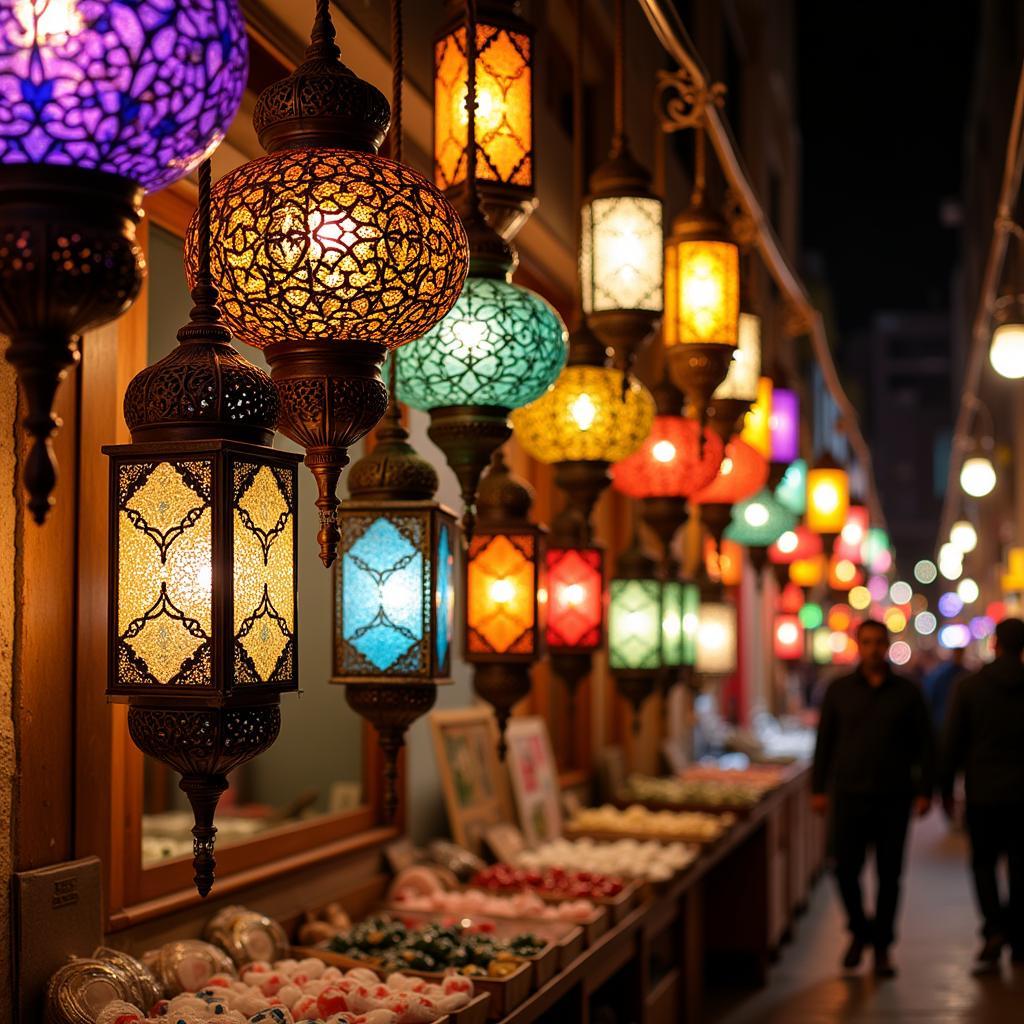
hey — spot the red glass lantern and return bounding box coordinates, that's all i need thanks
[692,437,768,547]
[547,546,604,652]
[769,524,824,589]
[774,614,804,661]
[779,582,805,615]
[834,505,869,562]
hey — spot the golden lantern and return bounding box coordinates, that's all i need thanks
[107,163,299,898]
[806,455,850,539]
[578,0,663,370]
[189,2,469,567]
[695,598,738,678]
[663,133,740,425]
[790,554,827,591]
[433,0,535,240]
[740,376,773,458]
[466,449,545,755]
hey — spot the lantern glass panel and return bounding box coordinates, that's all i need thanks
[790,555,826,589]
[807,465,849,534]
[775,458,807,516]
[724,487,796,547]
[774,614,804,660]
[232,462,296,684]
[714,311,761,402]
[680,582,700,666]
[608,578,661,670]
[661,579,686,668]
[664,237,740,347]
[691,438,768,506]
[436,518,456,670]
[696,602,737,675]
[116,459,214,688]
[741,377,772,458]
[434,23,533,191]
[580,195,664,314]
[546,547,603,651]
[467,531,537,655]
[769,388,800,463]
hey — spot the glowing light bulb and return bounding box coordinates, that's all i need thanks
[957,578,980,604]
[568,393,598,431]
[663,610,681,639]
[13,0,84,45]
[961,456,996,498]
[720,457,734,476]
[990,322,1024,380]
[835,559,856,583]
[914,559,937,584]
[489,578,516,605]
[841,521,865,546]
[652,439,677,463]
[777,621,799,645]
[950,520,978,554]
[744,502,769,528]
[777,530,798,555]
[563,583,585,607]
[452,317,490,356]
[814,482,840,514]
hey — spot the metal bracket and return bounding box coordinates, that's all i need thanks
[656,67,726,133]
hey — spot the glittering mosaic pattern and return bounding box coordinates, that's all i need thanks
[191,148,469,351]
[0,0,247,190]
[397,275,566,411]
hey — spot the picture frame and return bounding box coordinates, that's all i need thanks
[429,707,514,854]
[505,717,563,846]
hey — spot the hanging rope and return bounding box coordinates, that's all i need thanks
[613,0,625,147]
[390,0,403,164]
[197,158,211,287]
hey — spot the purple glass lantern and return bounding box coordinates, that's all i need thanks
[0,0,249,522]
[769,387,800,464]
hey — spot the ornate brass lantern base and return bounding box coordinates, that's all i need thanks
[473,662,531,759]
[667,343,736,437]
[615,672,656,734]
[707,396,753,445]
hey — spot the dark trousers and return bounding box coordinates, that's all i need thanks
[832,794,912,949]
[965,802,1024,948]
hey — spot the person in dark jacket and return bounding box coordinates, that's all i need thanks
[924,645,967,738]
[941,617,1024,972]
[811,619,934,977]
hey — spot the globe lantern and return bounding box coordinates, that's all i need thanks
[579,0,663,370]
[708,309,761,443]
[106,163,298,899]
[191,3,470,566]
[465,449,545,756]
[774,614,804,661]
[724,487,796,578]
[990,295,1024,379]
[960,443,997,498]
[331,392,458,820]
[433,0,536,240]
[691,437,769,549]
[608,532,662,730]
[0,0,249,521]
[806,454,850,539]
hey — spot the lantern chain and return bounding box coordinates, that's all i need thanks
[307,0,341,61]
[390,0,403,165]
[464,0,479,210]
[613,0,625,148]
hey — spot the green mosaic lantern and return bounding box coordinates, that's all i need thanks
[725,487,797,577]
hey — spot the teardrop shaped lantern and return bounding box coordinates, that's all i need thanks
[189,1,469,567]
[724,487,796,578]
[106,164,299,898]
[0,0,249,521]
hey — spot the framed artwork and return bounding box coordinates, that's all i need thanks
[505,717,563,846]
[430,708,514,854]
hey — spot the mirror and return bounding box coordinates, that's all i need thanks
[139,224,365,867]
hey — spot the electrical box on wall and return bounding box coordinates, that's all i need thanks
[14,857,102,1023]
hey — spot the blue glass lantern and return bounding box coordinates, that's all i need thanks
[0,0,248,521]
[333,400,458,818]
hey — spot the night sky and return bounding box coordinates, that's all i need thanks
[797,3,979,338]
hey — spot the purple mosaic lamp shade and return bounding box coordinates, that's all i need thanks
[0,0,248,525]
[0,0,248,190]
[769,387,800,464]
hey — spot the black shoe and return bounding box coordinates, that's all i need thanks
[972,936,1004,975]
[873,947,897,978]
[842,936,866,970]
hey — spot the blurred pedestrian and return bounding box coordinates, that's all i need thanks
[811,619,934,977]
[924,646,967,738]
[940,617,1024,973]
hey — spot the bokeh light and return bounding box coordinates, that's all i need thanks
[889,581,912,605]
[970,615,995,639]
[938,592,964,617]
[799,602,824,629]
[957,578,980,604]
[883,607,907,633]
[889,640,912,666]
[914,559,937,585]
[939,623,971,649]
[914,611,937,635]
[849,585,872,611]
[868,575,889,601]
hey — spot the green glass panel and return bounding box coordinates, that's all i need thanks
[661,580,685,668]
[608,578,662,670]
[725,487,797,546]
[396,275,567,411]
[774,458,806,516]
[680,582,700,666]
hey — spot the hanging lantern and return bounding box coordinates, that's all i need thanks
[191,4,470,567]
[799,601,824,629]
[331,398,458,819]
[989,296,1024,380]
[860,526,891,573]
[724,487,796,577]
[779,583,805,615]
[612,373,724,557]
[695,598,737,678]
[608,534,662,731]
[433,0,535,240]
[706,537,745,589]
[834,505,869,563]
[1002,548,1024,593]
[661,578,700,693]
[511,346,654,528]
[740,376,772,458]
[662,135,739,425]
[708,310,761,442]
[466,449,544,755]
[579,0,663,370]
[106,164,298,898]
[790,554,827,590]
[0,0,249,521]
[806,454,850,539]
[960,446,997,498]
[770,524,822,590]
[774,458,807,516]
[829,555,861,592]
[769,387,800,465]
[692,437,769,548]
[950,520,978,554]
[774,614,804,661]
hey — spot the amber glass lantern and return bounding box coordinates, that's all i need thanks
[790,554,827,591]
[332,393,458,819]
[434,0,535,240]
[769,524,822,589]
[806,454,850,540]
[695,597,738,679]
[190,3,469,567]
[107,163,299,898]
[466,450,544,755]
[608,534,662,730]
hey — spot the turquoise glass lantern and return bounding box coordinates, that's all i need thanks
[725,488,797,547]
[332,400,458,819]
[396,243,567,533]
[774,458,807,516]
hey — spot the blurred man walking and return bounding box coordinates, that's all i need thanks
[812,619,934,977]
[941,617,1024,973]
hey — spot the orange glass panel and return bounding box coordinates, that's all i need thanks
[664,237,739,347]
[467,531,537,655]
